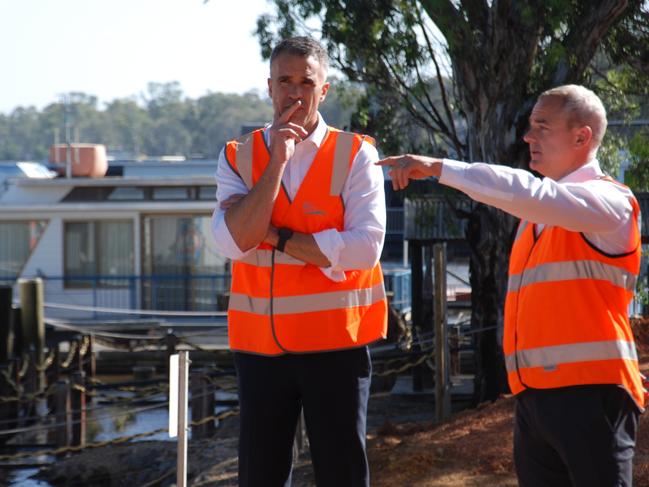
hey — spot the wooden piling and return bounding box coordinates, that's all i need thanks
[433,243,451,421]
[75,335,85,373]
[18,278,45,366]
[410,241,424,391]
[0,363,17,440]
[84,335,96,380]
[52,379,71,450]
[190,368,215,439]
[166,332,178,376]
[11,356,22,422]
[71,371,86,447]
[0,285,14,362]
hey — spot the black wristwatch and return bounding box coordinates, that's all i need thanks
[276,227,294,253]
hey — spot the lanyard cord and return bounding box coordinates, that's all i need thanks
[269,248,289,352]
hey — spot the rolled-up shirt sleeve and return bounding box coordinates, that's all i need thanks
[210,148,254,261]
[313,141,386,281]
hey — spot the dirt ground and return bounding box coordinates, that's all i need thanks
[365,317,649,487]
[35,318,649,487]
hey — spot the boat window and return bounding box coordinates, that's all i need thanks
[64,220,134,288]
[0,220,48,283]
[141,215,229,311]
[108,187,146,200]
[63,187,115,202]
[152,187,189,200]
[198,186,217,200]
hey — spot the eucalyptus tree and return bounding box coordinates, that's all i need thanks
[256,0,649,401]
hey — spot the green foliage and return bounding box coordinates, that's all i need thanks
[625,129,649,191]
[256,1,649,167]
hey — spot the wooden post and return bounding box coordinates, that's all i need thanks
[190,368,215,439]
[433,243,451,421]
[11,357,22,423]
[0,363,17,439]
[71,371,86,447]
[25,350,38,406]
[52,379,71,449]
[47,344,61,412]
[0,285,14,362]
[18,278,45,367]
[84,335,96,380]
[190,369,204,439]
[11,306,22,357]
[75,335,85,373]
[166,332,178,377]
[410,241,424,391]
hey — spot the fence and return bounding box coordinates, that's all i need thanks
[1,270,413,320]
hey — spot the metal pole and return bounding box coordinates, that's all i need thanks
[434,242,451,421]
[177,350,189,487]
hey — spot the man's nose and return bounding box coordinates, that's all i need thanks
[523,130,535,143]
[287,84,303,99]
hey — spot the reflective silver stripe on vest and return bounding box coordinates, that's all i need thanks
[239,249,306,267]
[514,220,529,243]
[508,260,637,294]
[235,134,254,190]
[330,132,355,196]
[505,339,639,373]
[229,282,385,316]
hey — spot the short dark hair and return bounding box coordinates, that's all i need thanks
[270,36,329,72]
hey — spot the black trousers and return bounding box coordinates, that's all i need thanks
[234,347,372,487]
[514,385,639,487]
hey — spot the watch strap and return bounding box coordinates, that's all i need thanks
[276,227,293,253]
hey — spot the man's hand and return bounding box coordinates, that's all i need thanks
[220,194,246,211]
[263,225,279,247]
[268,100,309,165]
[376,154,443,190]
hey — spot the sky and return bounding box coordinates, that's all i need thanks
[0,0,275,114]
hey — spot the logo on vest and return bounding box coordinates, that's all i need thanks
[303,202,326,216]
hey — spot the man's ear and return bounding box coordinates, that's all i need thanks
[320,81,331,102]
[575,126,593,147]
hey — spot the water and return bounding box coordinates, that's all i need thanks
[4,392,172,486]
[4,388,237,486]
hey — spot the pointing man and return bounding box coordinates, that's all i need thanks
[378,84,646,487]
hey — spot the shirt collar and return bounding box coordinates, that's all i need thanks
[263,112,327,149]
[557,159,604,184]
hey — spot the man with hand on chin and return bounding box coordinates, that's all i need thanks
[211,36,387,487]
[378,84,646,487]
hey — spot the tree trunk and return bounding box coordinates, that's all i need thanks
[466,205,517,403]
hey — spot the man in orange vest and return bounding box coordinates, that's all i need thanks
[211,36,387,486]
[378,84,647,486]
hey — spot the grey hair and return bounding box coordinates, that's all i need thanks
[539,84,608,147]
[270,36,329,73]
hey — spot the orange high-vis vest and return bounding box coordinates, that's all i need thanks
[224,127,387,355]
[504,178,644,410]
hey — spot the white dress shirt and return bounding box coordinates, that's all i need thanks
[439,159,638,254]
[211,112,386,282]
